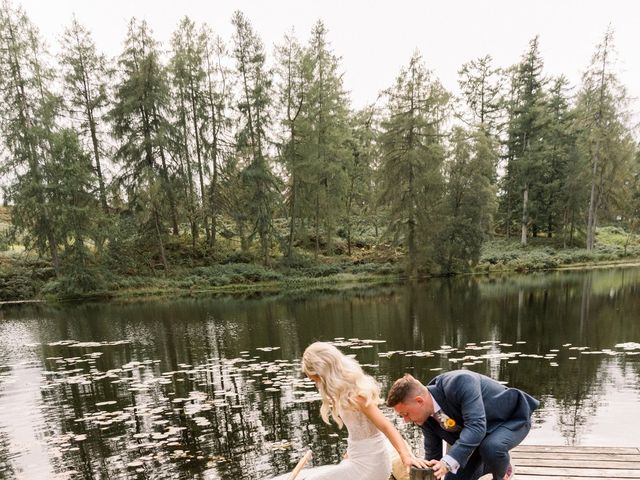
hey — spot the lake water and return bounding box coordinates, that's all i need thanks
[0,267,639,479]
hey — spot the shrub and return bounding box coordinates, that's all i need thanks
[226,263,282,282]
[222,251,255,264]
[300,264,343,278]
[0,269,35,301]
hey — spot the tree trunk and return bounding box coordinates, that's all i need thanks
[521,183,529,246]
[208,105,220,249]
[179,89,198,248]
[153,204,168,272]
[586,152,598,252]
[5,17,59,274]
[189,81,209,242]
[158,145,180,237]
[287,175,297,260]
[314,191,320,259]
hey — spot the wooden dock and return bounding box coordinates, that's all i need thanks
[511,445,640,479]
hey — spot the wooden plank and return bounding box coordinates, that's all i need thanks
[512,458,640,469]
[515,466,640,478]
[517,477,640,480]
[512,452,640,462]
[516,445,640,455]
[510,445,640,479]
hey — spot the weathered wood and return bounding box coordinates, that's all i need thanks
[393,445,640,480]
[517,477,640,480]
[515,466,640,477]
[513,452,640,461]
[510,445,640,479]
[516,445,640,454]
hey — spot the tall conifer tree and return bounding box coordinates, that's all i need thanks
[231,11,278,264]
[577,28,634,251]
[59,17,111,214]
[0,2,61,271]
[110,18,176,269]
[378,52,449,277]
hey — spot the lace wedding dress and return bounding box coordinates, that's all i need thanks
[270,408,392,480]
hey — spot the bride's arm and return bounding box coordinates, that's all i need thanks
[355,396,430,472]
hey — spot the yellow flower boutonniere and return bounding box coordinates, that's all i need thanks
[445,418,456,429]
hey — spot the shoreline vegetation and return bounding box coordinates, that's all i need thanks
[2,212,639,303]
[2,253,639,305]
[2,7,639,306]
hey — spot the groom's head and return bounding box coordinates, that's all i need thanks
[387,374,433,425]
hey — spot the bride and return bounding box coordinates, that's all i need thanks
[271,342,428,480]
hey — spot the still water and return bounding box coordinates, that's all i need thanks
[0,267,639,479]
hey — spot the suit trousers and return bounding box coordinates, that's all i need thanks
[445,421,531,480]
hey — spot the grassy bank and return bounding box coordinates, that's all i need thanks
[476,226,640,273]
[100,262,402,302]
[2,219,640,303]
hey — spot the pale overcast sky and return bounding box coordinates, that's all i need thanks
[15,0,640,111]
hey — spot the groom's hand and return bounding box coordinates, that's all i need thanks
[427,459,449,479]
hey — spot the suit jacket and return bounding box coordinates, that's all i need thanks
[420,370,539,469]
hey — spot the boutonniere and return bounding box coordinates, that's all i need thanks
[434,410,461,432]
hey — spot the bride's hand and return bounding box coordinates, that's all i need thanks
[401,453,431,472]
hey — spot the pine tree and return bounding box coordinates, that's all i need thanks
[169,16,208,247]
[274,30,312,260]
[378,52,449,277]
[200,25,231,249]
[0,2,61,272]
[501,37,548,246]
[536,76,578,239]
[59,16,111,214]
[306,20,351,257]
[577,27,635,251]
[231,11,279,264]
[110,18,176,270]
[438,126,496,273]
[458,54,503,135]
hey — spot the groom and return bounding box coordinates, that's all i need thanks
[387,371,538,480]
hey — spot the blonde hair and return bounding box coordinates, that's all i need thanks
[302,341,380,428]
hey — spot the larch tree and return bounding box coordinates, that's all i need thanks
[536,76,578,239]
[576,27,635,251]
[438,126,497,273]
[110,18,176,270]
[231,11,279,265]
[200,25,231,249]
[0,2,61,272]
[458,55,503,136]
[59,16,111,214]
[274,30,312,260]
[501,37,548,246]
[378,52,449,278]
[169,16,208,247]
[306,20,351,257]
[345,106,378,256]
[46,129,103,294]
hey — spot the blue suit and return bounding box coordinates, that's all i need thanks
[421,371,539,480]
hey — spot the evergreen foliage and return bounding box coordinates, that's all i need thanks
[0,8,638,300]
[378,52,450,277]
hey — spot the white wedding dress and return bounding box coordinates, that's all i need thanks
[270,408,392,480]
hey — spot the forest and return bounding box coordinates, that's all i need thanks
[1,2,639,299]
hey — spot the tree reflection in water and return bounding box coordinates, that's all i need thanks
[0,266,638,479]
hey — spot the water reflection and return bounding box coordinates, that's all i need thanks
[0,267,639,479]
